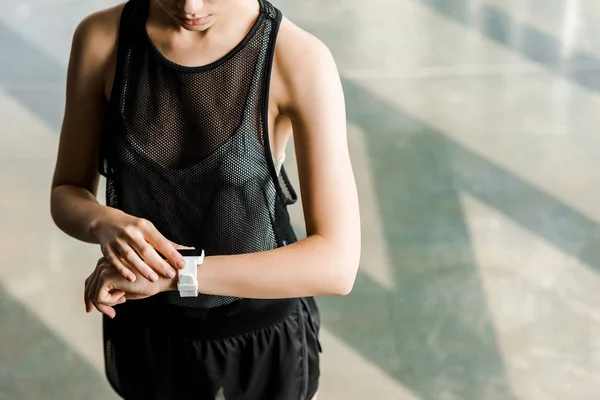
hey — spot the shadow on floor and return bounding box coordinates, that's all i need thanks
[315,77,600,400]
[0,283,118,400]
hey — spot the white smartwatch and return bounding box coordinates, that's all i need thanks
[177,249,204,297]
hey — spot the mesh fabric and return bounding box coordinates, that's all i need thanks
[99,0,297,309]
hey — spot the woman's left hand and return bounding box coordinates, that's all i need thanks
[84,256,175,318]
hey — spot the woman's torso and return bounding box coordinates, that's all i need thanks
[102,0,293,162]
[98,0,299,312]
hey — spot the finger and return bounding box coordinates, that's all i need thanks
[114,239,160,282]
[94,302,116,319]
[140,222,187,270]
[86,298,94,313]
[90,266,120,306]
[96,256,107,268]
[86,272,100,312]
[109,293,127,305]
[94,262,133,306]
[84,281,92,313]
[105,248,137,282]
[96,275,125,306]
[131,239,177,279]
[84,275,94,313]
[106,289,126,304]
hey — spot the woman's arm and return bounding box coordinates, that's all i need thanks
[50,11,116,244]
[182,23,361,298]
[51,8,188,281]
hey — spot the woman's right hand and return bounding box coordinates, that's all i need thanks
[90,209,190,283]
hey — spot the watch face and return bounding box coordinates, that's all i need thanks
[177,249,204,257]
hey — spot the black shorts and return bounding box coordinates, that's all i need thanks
[103,297,322,400]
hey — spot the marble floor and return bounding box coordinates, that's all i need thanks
[2,0,600,399]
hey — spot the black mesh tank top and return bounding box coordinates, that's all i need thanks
[98,0,298,309]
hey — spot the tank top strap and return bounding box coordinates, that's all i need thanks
[237,0,280,132]
[98,0,145,178]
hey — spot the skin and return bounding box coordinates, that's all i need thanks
[51,1,360,396]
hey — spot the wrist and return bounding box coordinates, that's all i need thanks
[196,255,216,295]
[88,207,121,240]
[159,275,177,293]
[88,215,101,241]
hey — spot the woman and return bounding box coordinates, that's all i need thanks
[50,0,361,399]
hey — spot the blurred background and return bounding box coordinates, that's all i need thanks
[2,0,600,399]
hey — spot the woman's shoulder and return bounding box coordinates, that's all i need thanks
[73,2,125,46]
[275,17,334,72]
[271,17,340,112]
[71,3,126,68]
[69,3,127,100]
